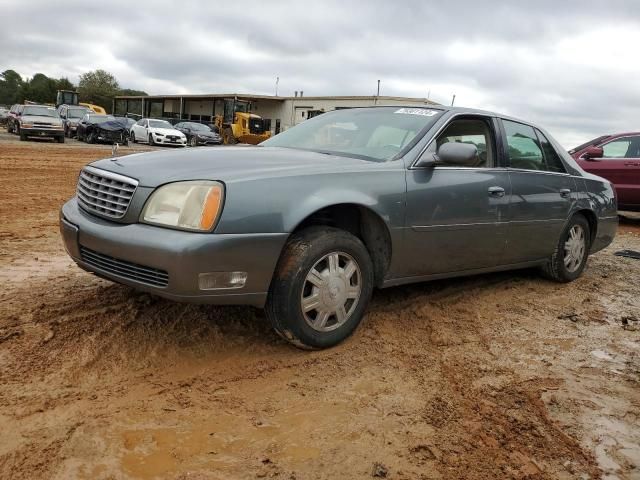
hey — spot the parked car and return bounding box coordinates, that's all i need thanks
[77,114,128,144]
[174,121,222,146]
[16,105,64,142]
[60,106,617,349]
[57,105,92,138]
[130,118,187,147]
[6,104,24,133]
[570,133,640,211]
[0,107,8,126]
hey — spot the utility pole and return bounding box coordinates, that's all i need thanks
[275,76,279,96]
[375,79,380,105]
[451,94,456,106]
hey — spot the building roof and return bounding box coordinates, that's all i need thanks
[114,93,438,104]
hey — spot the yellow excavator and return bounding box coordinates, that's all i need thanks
[214,112,271,145]
[56,90,106,115]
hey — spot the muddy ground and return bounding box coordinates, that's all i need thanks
[0,132,639,480]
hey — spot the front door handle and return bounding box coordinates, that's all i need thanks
[488,186,505,197]
[559,188,571,198]
[624,161,639,166]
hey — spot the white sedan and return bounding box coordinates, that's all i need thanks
[130,119,187,147]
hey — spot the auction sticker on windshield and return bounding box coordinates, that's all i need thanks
[394,108,440,116]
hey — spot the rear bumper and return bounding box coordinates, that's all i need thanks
[591,215,618,254]
[60,198,288,306]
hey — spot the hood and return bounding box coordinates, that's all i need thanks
[150,127,184,136]
[22,115,62,126]
[90,146,381,187]
[194,130,220,138]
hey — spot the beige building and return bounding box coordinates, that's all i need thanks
[113,93,439,134]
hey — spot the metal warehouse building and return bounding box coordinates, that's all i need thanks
[112,93,439,135]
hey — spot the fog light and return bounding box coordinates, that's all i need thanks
[198,272,247,290]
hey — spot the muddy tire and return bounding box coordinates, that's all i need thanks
[266,226,374,349]
[86,131,95,144]
[542,214,590,283]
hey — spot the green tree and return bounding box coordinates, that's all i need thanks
[0,69,23,105]
[118,88,148,96]
[78,69,120,112]
[56,77,75,91]
[21,73,58,104]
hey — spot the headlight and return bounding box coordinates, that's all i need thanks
[141,181,224,232]
[154,132,164,137]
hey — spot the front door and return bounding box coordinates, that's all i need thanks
[578,135,640,209]
[500,120,577,263]
[404,115,510,275]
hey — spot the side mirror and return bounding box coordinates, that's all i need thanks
[414,142,479,168]
[582,146,603,160]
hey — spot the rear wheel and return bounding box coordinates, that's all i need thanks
[266,226,374,349]
[542,214,590,282]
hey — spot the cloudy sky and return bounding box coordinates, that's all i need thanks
[2,0,639,147]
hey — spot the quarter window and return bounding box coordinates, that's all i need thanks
[535,129,566,173]
[503,120,544,171]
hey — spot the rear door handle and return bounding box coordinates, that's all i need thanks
[624,161,639,166]
[559,188,571,198]
[488,186,505,197]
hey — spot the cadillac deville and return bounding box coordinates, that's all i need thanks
[60,106,617,349]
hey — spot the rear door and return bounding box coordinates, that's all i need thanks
[500,120,577,263]
[578,135,640,209]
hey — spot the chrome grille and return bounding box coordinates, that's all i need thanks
[76,166,138,219]
[80,246,169,287]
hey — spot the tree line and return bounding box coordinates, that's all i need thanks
[0,69,148,113]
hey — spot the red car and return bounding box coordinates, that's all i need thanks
[570,133,640,211]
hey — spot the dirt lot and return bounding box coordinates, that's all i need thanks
[1,132,639,480]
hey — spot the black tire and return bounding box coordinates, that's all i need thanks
[148,133,155,146]
[57,136,65,144]
[86,131,95,144]
[130,131,136,143]
[542,214,591,283]
[266,226,374,349]
[19,131,26,141]
[189,136,197,147]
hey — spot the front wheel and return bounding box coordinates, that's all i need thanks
[189,136,197,147]
[266,226,374,349]
[542,214,591,282]
[148,133,155,146]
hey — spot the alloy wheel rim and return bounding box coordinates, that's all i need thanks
[301,251,362,332]
[564,224,585,273]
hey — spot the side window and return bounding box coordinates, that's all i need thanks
[503,120,544,171]
[136,119,144,126]
[601,137,640,158]
[535,129,566,173]
[424,117,494,167]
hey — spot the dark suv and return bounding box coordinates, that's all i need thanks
[58,105,92,138]
[571,133,640,211]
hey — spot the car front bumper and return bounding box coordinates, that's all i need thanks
[60,198,288,306]
[154,136,187,146]
[22,127,64,138]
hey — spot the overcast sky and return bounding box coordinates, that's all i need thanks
[2,0,639,147]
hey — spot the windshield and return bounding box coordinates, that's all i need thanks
[68,108,89,119]
[262,107,443,161]
[149,120,173,129]
[23,106,58,117]
[89,115,115,124]
[189,123,211,132]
